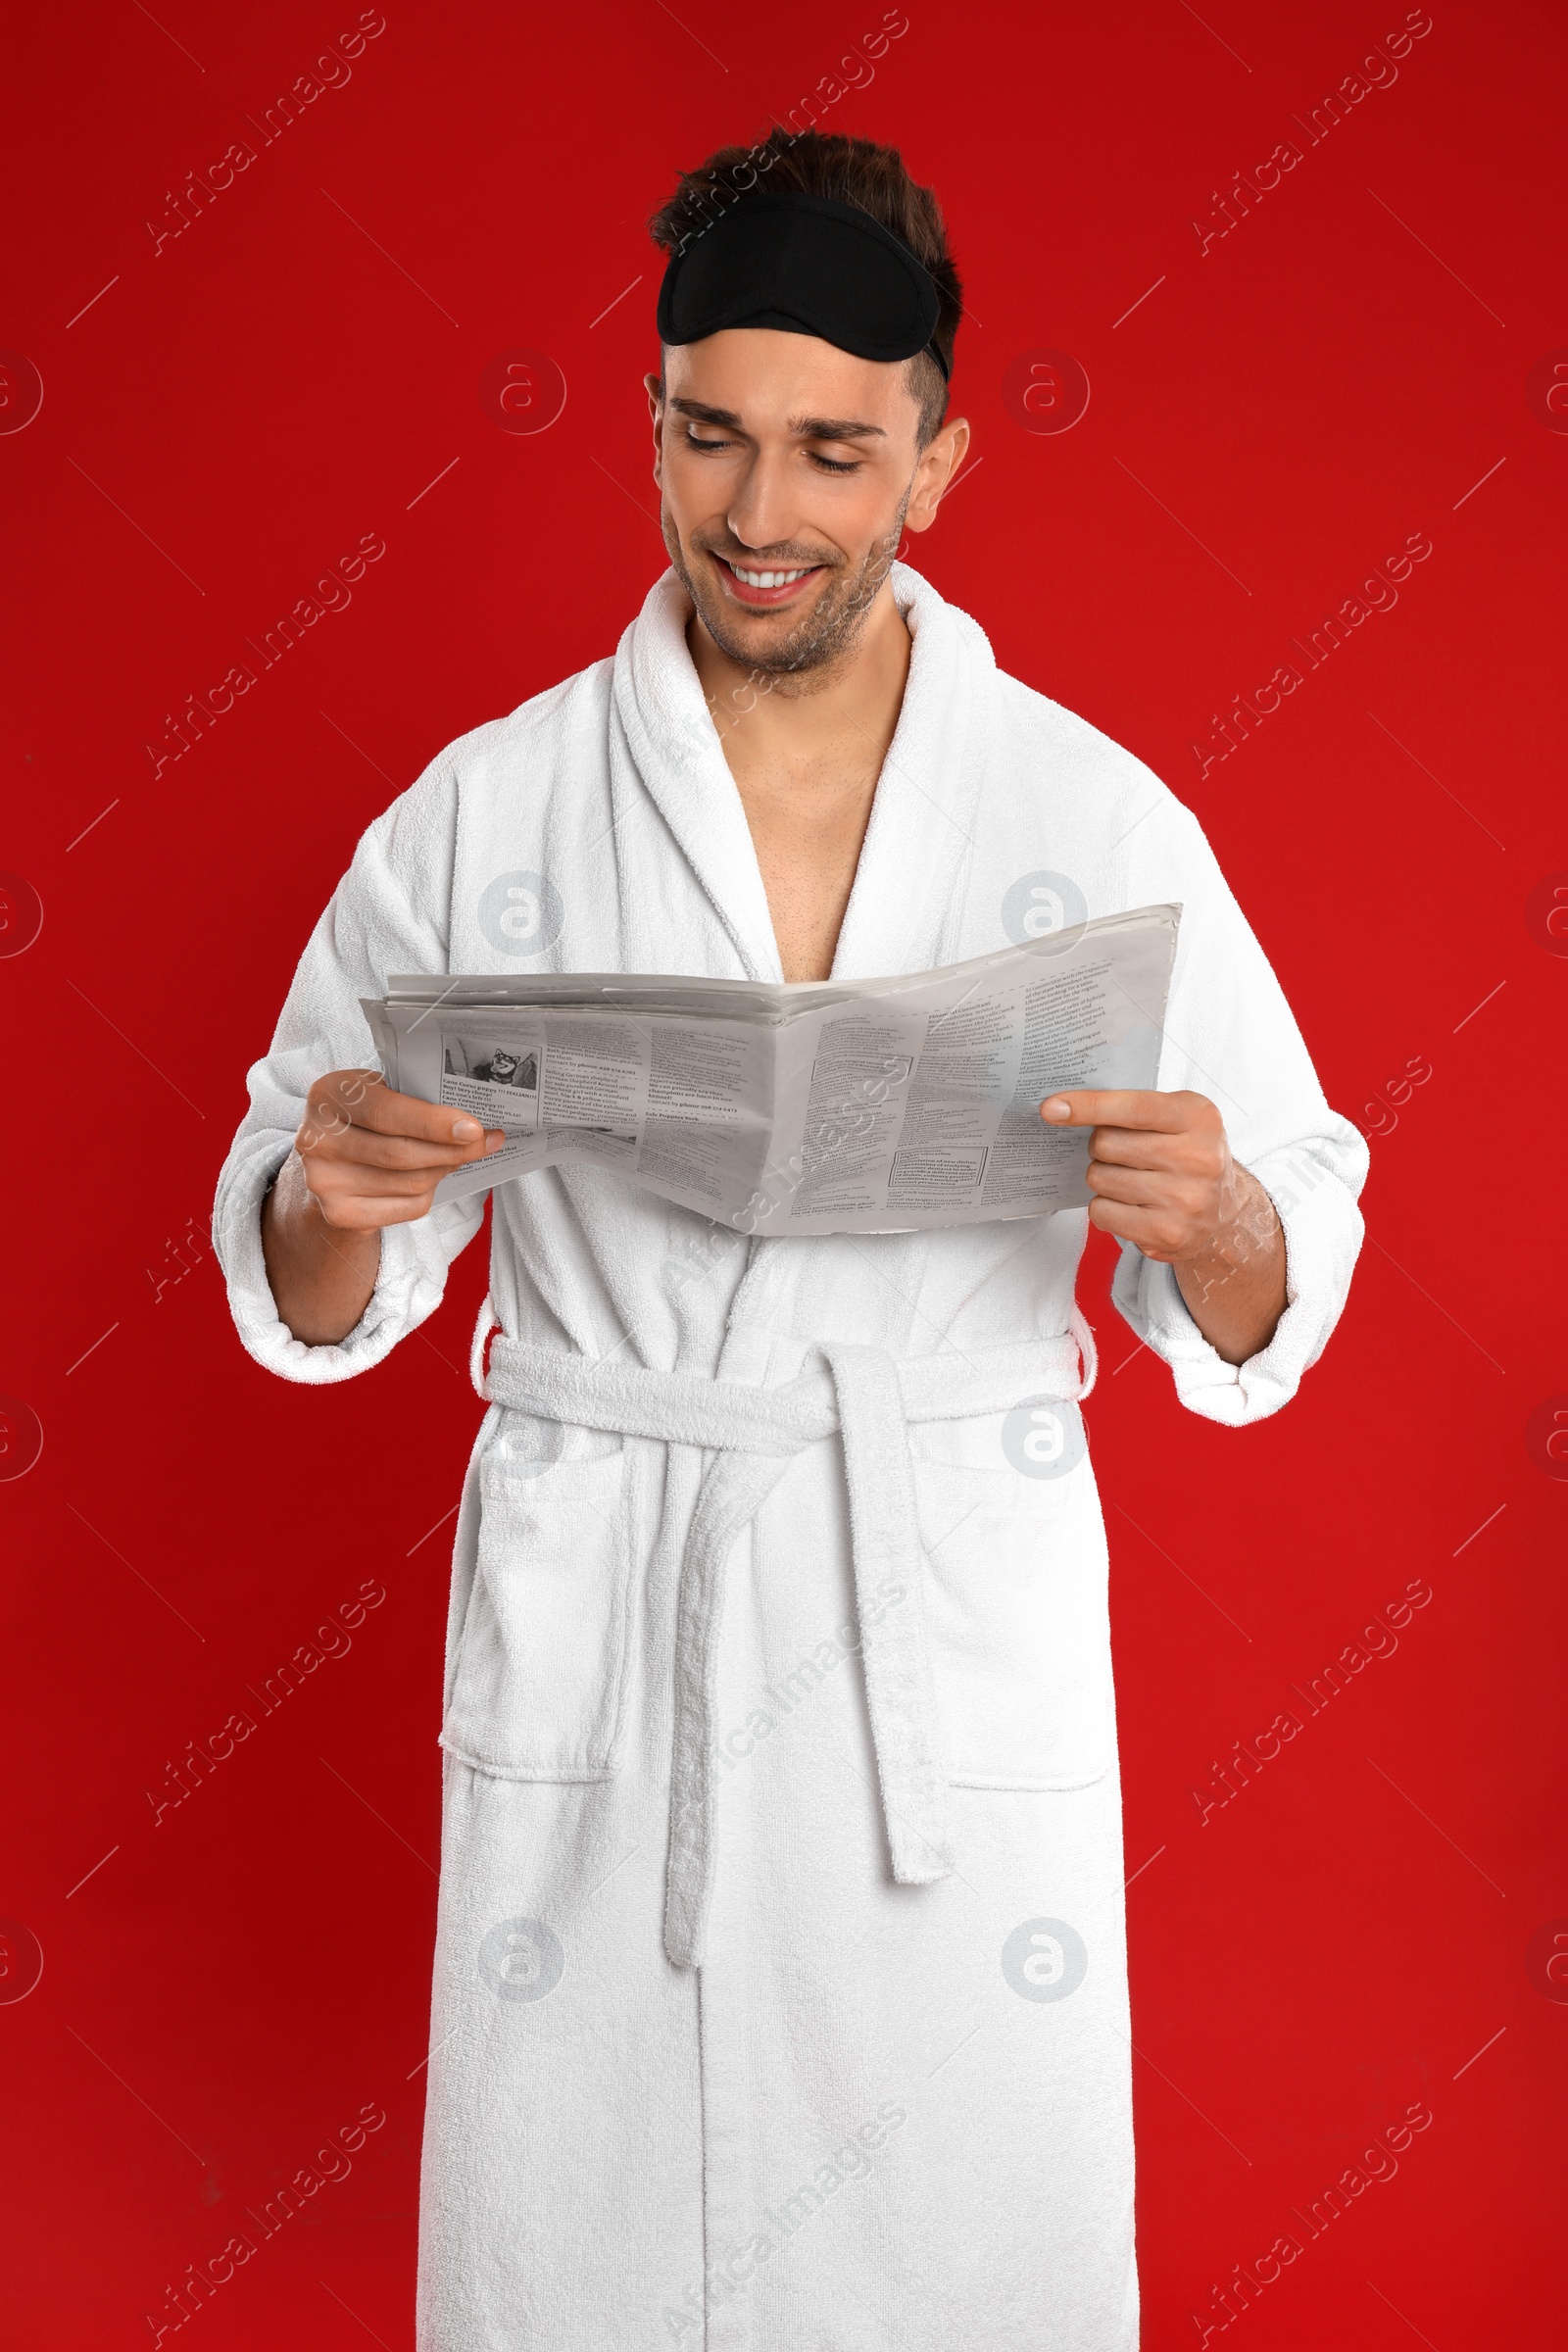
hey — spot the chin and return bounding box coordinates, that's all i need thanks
[703,577,822,643]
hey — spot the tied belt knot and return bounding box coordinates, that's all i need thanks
[476,1311,1098,1969]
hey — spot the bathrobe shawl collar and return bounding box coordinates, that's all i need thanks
[610,563,997,985]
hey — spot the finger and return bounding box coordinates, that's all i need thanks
[299,1110,506,1165]
[1084,1125,1186,1171]
[1086,1163,1186,1209]
[1085,1196,1189,1259]
[1040,1088,1195,1131]
[1087,1123,1227,1180]
[315,1189,444,1232]
[310,1070,489,1149]
[312,1124,507,1173]
[308,1161,457,1208]
[306,1069,391,1129]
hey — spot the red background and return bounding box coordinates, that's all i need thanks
[3,1,1564,2343]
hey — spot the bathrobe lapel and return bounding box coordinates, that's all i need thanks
[611,564,995,991]
[611,572,784,984]
[828,563,996,982]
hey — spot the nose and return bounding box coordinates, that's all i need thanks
[724,442,805,557]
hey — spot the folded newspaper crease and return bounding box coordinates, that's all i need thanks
[361,903,1180,1237]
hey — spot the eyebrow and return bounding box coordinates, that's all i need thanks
[669,396,886,442]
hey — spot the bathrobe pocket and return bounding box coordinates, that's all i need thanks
[911,1407,1112,1790]
[443,1418,633,1782]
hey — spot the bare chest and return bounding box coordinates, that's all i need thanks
[731,756,881,983]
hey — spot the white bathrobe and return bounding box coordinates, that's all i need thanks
[215,564,1367,2351]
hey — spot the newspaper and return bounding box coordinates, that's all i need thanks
[360,902,1180,1236]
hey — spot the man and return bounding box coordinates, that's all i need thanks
[217,129,1366,2351]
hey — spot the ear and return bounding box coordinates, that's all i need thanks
[645,370,665,488]
[904,415,971,534]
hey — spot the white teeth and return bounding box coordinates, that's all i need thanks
[732,564,808,588]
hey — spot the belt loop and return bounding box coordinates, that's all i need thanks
[469,1297,501,1399]
[1069,1304,1100,1400]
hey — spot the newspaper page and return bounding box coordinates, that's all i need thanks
[360,902,1179,1236]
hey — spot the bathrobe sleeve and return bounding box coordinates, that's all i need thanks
[213,755,486,1386]
[1110,797,1369,1426]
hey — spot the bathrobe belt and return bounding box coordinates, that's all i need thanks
[478,1311,1099,1969]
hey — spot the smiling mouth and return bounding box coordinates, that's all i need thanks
[711,554,825,607]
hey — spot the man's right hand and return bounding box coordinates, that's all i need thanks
[260,1069,505,1345]
[291,1067,506,1228]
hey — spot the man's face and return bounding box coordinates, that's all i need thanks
[648,329,956,678]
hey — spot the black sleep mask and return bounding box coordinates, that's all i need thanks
[656,191,949,379]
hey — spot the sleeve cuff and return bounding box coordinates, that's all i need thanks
[1109,1138,1367,1428]
[212,1140,481,1387]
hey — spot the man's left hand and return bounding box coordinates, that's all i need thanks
[1039,1088,1287,1365]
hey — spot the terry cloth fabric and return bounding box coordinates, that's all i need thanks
[214,562,1368,2350]
[476,1314,1098,1964]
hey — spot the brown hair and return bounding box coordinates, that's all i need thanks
[648,128,961,445]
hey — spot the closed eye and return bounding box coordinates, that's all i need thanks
[682,427,862,474]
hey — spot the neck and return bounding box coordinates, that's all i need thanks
[682,575,914,983]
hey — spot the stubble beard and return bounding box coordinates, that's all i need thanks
[663,500,910,689]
